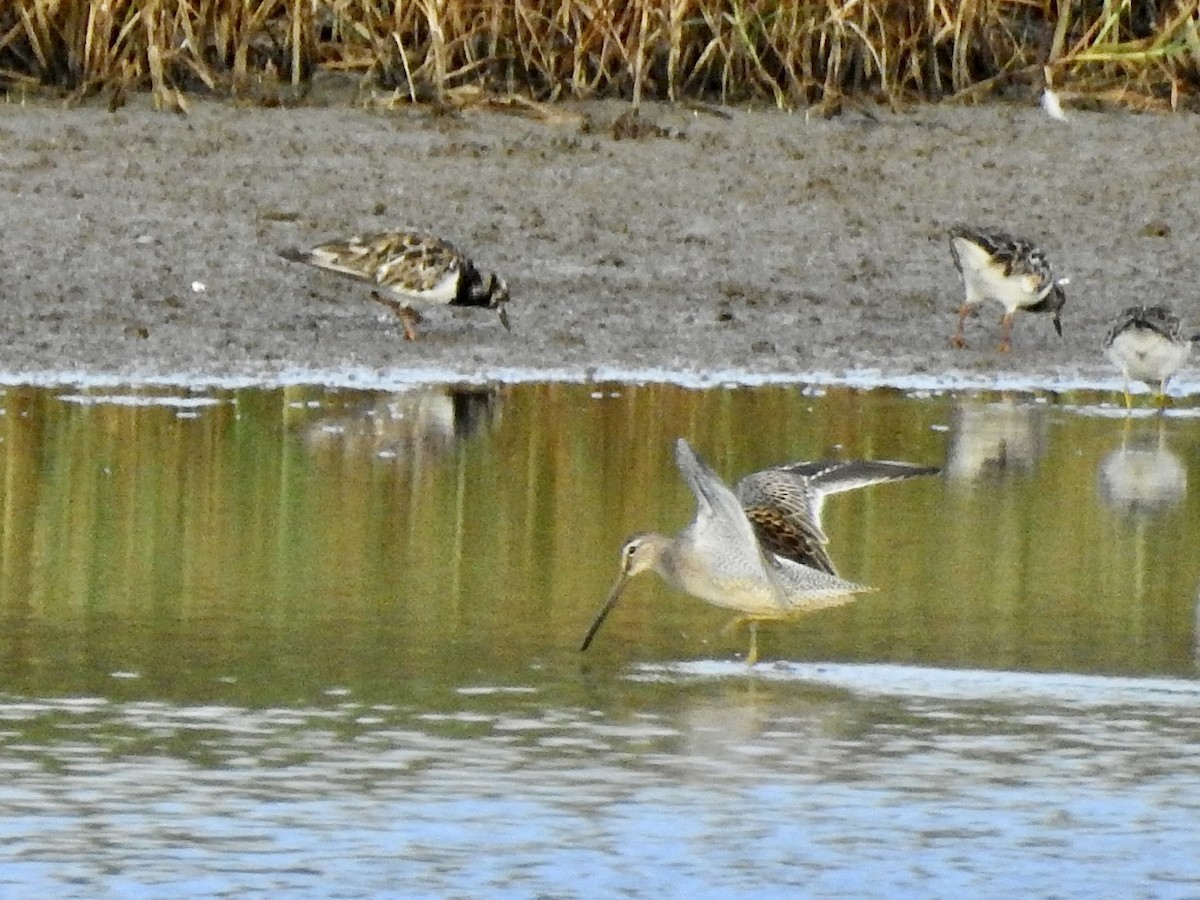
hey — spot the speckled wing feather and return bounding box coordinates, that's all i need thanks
[1104,304,1184,348]
[735,459,941,576]
[949,226,1053,290]
[741,501,836,575]
[373,234,466,295]
[294,231,465,298]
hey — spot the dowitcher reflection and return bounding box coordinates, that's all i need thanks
[580,438,939,663]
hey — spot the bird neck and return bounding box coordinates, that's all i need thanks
[456,265,492,308]
[641,533,682,588]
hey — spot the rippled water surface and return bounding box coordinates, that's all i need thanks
[0,382,1197,896]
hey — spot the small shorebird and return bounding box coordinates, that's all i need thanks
[948,226,1068,352]
[1103,304,1196,409]
[280,230,510,340]
[579,438,939,664]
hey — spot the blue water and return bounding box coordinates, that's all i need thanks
[2,663,1199,897]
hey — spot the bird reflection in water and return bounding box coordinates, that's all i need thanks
[299,386,500,467]
[1097,420,1187,518]
[945,397,1046,482]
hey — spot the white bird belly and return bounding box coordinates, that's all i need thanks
[380,268,461,305]
[1107,330,1191,384]
[953,238,1048,313]
[674,569,784,616]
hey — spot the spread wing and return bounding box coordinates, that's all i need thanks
[736,459,941,577]
[673,439,773,586]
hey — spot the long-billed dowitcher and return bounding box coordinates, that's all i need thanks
[280,230,510,340]
[1103,304,1195,409]
[579,438,939,664]
[948,226,1068,352]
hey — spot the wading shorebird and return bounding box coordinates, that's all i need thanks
[948,226,1068,353]
[579,438,940,664]
[280,230,510,340]
[1103,304,1196,409]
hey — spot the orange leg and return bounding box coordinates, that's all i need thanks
[997,312,1015,353]
[371,292,422,341]
[951,304,971,349]
[398,307,422,342]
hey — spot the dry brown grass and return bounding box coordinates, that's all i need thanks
[1,0,1198,111]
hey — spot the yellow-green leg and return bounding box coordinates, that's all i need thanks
[746,620,759,665]
[724,616,763,665]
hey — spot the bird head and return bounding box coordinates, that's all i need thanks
[617,532,666,577]
[579,533,667,652]
[1029,277,1068,336]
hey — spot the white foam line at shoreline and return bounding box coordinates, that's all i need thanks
[633,660,1200,711]
[0,365,1194,397]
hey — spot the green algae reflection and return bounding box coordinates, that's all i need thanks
[0,383,1195,705]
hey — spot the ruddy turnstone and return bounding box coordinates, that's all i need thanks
[948,226,1068,352]
[579,439,938,663]
[1103,304,1196,408]
[280,230,510,340]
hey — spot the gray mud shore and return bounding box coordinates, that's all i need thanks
[1,93,1196,392]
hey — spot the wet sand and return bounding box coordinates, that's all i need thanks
[1,93,1196,391]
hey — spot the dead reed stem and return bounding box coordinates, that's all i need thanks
[0,0,1196,109]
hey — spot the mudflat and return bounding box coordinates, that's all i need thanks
[1,93,1195,390]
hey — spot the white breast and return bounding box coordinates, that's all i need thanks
[952,237,1050,314]
[1107,329,1191,384]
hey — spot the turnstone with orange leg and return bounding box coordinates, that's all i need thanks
[579,438,939,664]
[1103,304,1196,409]
[280,231,510,340]
[948,226,1068,352]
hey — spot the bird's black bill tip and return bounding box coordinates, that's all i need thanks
[497,304,512,333]
[278,247,307,263]
[1053,317,1063,337]
[579,604,611,652]
[579,614,605,652]
[579,577,627,652]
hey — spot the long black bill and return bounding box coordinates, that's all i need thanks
[579,574,630,652]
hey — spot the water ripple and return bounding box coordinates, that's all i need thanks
[0,670,1196,896]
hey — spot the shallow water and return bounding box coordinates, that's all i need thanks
[0,382,1197,896]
